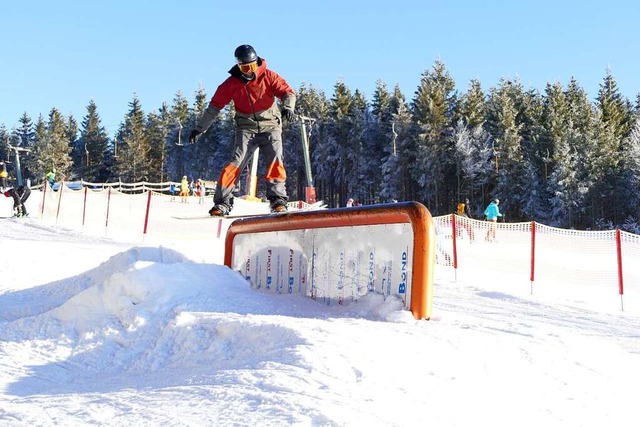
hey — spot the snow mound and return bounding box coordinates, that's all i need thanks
[0,246,189,322]
[0,246,409,397]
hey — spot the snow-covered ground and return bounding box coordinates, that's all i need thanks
[1,200,639,426]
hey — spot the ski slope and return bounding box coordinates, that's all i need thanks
[0,202,639,426]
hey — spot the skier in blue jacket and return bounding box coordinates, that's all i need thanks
[484,198,502,241]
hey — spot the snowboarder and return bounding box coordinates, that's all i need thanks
[4,185,31,217]
[188,44,296,216]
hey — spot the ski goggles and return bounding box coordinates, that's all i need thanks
[238,61,258,74]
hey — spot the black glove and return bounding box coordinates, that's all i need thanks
[188,129,201,144]
[282,108,295,122]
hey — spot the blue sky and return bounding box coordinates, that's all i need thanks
[1,0,638,136]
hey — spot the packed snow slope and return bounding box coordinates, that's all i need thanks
[0,218,639,427]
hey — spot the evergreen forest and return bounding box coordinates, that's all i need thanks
[2,61,640,231]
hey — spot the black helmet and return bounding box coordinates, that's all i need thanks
[234,44,257,64]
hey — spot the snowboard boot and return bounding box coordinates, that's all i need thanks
[208,200,233,217]
[209,205,228,217]
[269,198,288,214]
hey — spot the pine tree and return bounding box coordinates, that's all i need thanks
[146,102,171,182]
[455,79,492,211]
[15,112,36,148]
[23,116,46,184]
[597,68,633,141]
[319,79,354,206]
[543,82,576,226]
[459,79,485,129]
[295,84,329,119]
[77,100,110,182]
[115,95,150,182]
[366,80,394,203]
[410,60,457,213]
[10,113,37,181]
[621,117,640,228]
[166,91,191,182]
[345,89,369,203]
[515,89,547,220]
[26,109,73,183]
[539,79,598,227]
[66,115,79,178]
[563,79,599,227]
[379,85,417,202]
[485,79,528,220]
[0,124,9,162]
[451,119,493,216]
[592,69,634,225]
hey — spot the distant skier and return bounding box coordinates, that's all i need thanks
[46,168,56,188]
[456,198,475,241]
[4,185,31,217]
[0,160,8,190]
[169,182,177,200]
[456,198,472,218]
[196,179,206,204]
[179,176,189,203]
[188,44,296,216]
[484,198,502,241]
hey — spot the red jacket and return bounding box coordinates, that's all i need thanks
[211,58,293,113]
[197,58,296,133]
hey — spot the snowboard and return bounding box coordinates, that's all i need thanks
[172,201,326,220]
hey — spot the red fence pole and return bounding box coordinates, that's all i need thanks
[615,229,624,311]
[82,186,88,226]
[105,187,112,228]
[451,214,458,271]
[143,190,152,234]
[40,181,47,217]
[530,221,536,294]
[55,182,64,222]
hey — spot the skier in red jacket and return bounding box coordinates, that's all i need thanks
[189,44,297,216]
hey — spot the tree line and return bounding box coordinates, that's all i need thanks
[1,61,639,231]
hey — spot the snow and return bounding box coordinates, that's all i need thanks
[1,203,640,426]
